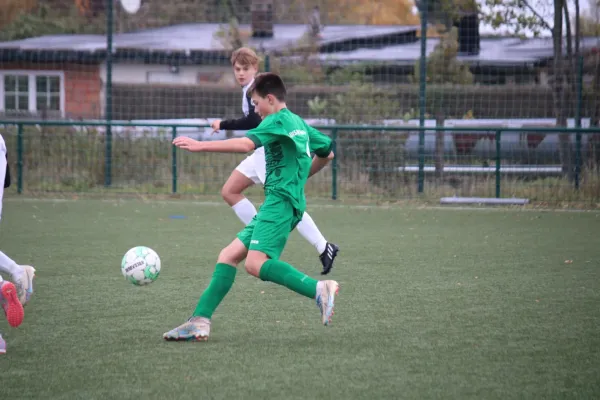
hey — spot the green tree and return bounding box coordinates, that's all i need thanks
[0,2,104,40]
[307,70,408,195]
[413,26,473,177]
[480,0,582,180]
[579,1,600,130]
[414,0,478,30]
[0,0,37,32]
[413,27,474,85]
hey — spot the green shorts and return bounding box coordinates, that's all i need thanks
[237,195,303,260]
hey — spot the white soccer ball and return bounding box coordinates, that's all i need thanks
[121,246,161,286]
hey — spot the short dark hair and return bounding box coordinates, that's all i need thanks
[248,72,286,101]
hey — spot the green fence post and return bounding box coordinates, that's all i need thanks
[171,126,178,194]
[104,127,113,188]
[104,0,114,188]
[331,129,338,200]
[575,54,584,190]
[264,54,270,72]
[495,130,501,198]
[17,123,23,194]
[417,127,425,194]
[417,0,428,194]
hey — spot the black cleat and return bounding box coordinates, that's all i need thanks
[319,242,339,275]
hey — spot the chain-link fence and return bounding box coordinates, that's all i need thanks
[1,0,599,204]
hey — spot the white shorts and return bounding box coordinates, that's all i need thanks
[0,134,6,222]
[235,147,266,185]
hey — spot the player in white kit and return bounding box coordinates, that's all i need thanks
[210,48,339,275]
[0,133,36,353]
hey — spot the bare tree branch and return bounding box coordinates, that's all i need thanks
[564,0,572,57]
[519,0,554,31]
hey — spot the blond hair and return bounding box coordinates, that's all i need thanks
[230,47,259,68]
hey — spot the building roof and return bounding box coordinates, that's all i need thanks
[0,22,597,67]
[304,37,600,67]
[0,23,418,53]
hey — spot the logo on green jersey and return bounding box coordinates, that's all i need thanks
[288,130,307,138]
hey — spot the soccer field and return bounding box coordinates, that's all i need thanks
[1,198,599,399]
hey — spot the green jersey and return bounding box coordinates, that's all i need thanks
[246,108,332,212]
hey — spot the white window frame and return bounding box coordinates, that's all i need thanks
[0,70,66,117]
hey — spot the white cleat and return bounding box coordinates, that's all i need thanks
[13,265,35,306]
[163,317,211,341]
[316,280,339,326]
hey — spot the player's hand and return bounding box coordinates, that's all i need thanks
[210,120,221,133]
[172,136,204,152]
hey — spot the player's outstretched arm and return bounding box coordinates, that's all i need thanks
[309,151,334,178]
[217,110,262,132]
[172,136,255,153]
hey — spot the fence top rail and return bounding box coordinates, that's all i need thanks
[1,120,600,133]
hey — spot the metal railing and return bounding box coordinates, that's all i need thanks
[1,120,600,203]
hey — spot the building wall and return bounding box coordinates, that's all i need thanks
[99,63,235,86]
[0,62,102,118]
[1,62,236,119]
[96,63,236,119]
[0,60,574,120]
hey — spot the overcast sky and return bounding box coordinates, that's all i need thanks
[409,0,598,37]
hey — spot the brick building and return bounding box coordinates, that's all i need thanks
[0,22,597,120]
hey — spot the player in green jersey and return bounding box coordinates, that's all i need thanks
[164,73,339,341]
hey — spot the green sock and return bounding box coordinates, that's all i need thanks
[259,259,318,299]
[193,263,237,319]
